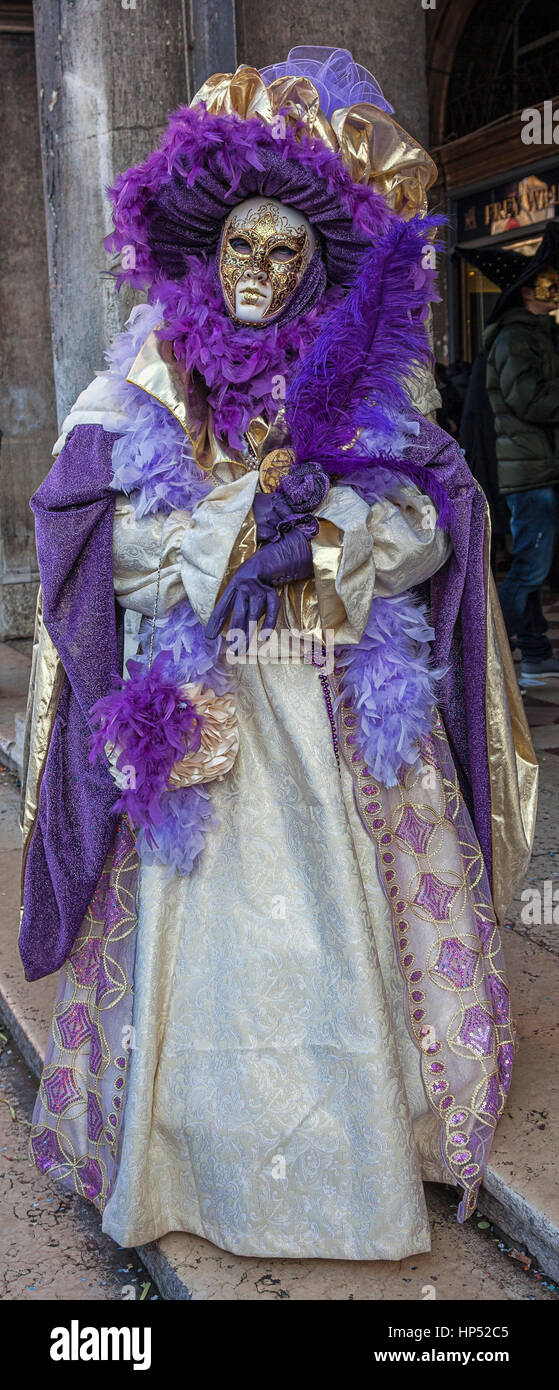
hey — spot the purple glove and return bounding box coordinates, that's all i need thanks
[253,462,329,543]
[252,490,296,543]
[205,527,313,640]
[253,491,320,545]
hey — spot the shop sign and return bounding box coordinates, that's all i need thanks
[457,167,559,241]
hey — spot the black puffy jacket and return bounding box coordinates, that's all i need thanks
[484,307,559,493]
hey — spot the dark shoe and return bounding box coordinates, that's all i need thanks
[520,656,559,685]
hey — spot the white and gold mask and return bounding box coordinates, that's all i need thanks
[219,196,316,323]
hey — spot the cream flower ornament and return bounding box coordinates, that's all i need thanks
[167,685,239,787]
[104,683,239,793]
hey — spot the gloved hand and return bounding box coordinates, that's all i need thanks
[252,490,296,543]
[205,526,313,640]
[253,461,329,542]
[253,490,320,544]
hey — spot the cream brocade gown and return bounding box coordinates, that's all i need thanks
[101,471,453,1258]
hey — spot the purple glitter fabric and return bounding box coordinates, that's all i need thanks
[279,461,330,509]
[21,426,123,981]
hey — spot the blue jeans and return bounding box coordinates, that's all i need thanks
[499,485,559,661]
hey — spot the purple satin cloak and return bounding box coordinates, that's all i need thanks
[20,415,494,981]
[20,425,123,981]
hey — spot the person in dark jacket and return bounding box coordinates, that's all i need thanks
[460,349,508,552]
[485,256,559,683]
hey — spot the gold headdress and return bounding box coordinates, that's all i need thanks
[192,64,437,220]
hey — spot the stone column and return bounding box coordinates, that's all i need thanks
[31,0,192,428]
[189,0,237,94]
[0,21,57,639]
[235,0,429,145]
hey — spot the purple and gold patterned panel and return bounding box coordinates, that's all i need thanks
[338,698,515,1224]
[29,816,139,1213]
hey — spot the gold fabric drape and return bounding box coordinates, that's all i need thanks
[483,530,538,919]
[192,65,437,218]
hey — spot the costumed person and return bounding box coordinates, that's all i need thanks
[484,223,559,685]
[22,48,537,1261]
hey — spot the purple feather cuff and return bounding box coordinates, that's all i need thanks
[89,651,204,846]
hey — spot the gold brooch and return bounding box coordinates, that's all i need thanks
[258,446,296,493]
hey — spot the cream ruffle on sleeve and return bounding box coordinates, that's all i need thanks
[311,482,452,644]
[112,471,259,622]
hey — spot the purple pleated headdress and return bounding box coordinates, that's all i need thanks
[104,48,407,295]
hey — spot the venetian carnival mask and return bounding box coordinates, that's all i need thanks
[533,267,559,305]
[219,196,316,323]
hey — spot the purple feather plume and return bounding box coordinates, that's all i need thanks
[286,215,454,529]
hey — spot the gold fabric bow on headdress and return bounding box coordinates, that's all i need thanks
[191,64,437,220]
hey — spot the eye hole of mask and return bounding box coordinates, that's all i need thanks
[228,236,252,255]
[269,244,298,263]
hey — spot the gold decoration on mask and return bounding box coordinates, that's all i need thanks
[219,202,311,321]
[258,446,296,492]
[192,65,437,218]
[534,268,559,304]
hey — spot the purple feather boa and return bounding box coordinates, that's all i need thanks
[154,259,343,452]
[130,602,229,872]
[120,604,231,873]
[103,303,212,518]
[335,591,443,787]
[89,597,228,874]
[83,309,232,871]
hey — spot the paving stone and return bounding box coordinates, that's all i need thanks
[0,1039,156,1301]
